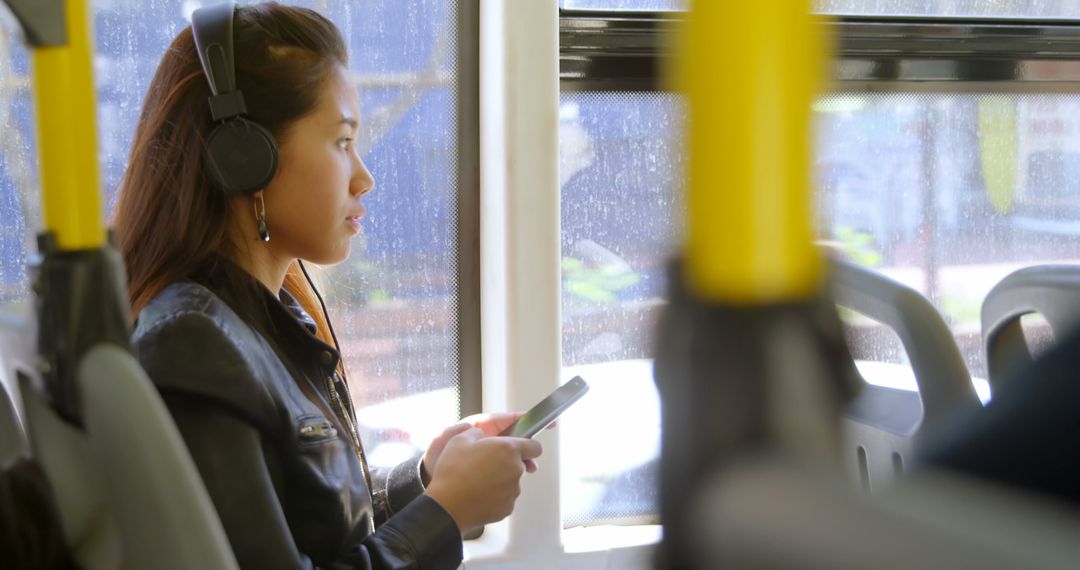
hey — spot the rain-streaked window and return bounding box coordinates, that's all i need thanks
[0,0,461,462]
[559,92,684,528]
[0,23,33,305]
[817,93,1080,382]
[553,91,1080,526]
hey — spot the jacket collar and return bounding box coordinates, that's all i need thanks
[191,256,341,371]
[279,287,319,337]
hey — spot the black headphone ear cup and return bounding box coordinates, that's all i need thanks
[206,117,279,196]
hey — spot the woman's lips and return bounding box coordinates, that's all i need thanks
[346,215,362,233]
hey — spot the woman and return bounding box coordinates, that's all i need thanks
[112,3,541,568]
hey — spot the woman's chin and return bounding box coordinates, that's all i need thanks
[320,245,352,266]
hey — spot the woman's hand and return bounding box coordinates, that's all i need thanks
[423,427,543,534]
[422,412,550,482]
[421,423,472,485]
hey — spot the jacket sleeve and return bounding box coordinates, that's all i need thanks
[135,312,463,570]
[370,455,429,527]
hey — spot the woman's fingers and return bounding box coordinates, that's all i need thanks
[444,422,474,437]
[462,412,525,436]
[506,437,543,461]
[422,422,477,481]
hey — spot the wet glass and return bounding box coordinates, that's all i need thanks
[816,93,1080,382]
[558,92,684,528]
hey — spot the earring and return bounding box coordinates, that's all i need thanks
[254,194,270,242]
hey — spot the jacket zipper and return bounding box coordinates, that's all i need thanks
[326,372,377,534]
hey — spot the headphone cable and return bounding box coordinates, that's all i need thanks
[298,259,345,379]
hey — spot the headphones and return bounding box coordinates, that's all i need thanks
[191,2,278,196]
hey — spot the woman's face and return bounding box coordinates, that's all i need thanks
[260,63,374,266]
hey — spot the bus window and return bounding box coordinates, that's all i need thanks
[0,24,34,306]
[816,93,1080,380]
[559,92,683,528]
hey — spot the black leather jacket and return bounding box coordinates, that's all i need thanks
[131,259,462,569]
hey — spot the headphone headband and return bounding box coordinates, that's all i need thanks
[189,1,279,196]
[192,2,247,121]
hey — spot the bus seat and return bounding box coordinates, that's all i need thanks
[981,264,1080,391]
[0,304,77,569]
[689,458,1080,569]
[2,302,239,569]
[916,265,1080,508]
[19,369,120,569]
[830,258,981,492]
[0,302,32,466]
[690,262,1080,568]
[0,372,26,467]
[1,303,118,568]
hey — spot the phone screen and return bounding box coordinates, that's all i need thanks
[500,376,589,438]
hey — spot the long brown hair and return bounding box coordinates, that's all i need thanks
[112,2,344,346]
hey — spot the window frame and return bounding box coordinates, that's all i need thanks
[476,0,565,558]
[560,12,1080,92]
[456,0,483,419]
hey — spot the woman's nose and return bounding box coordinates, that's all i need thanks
[352,158,375,197]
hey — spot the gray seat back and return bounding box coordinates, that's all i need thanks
[982,264,1080,391]
[3,299,239,570]
[0,303,32,467]
[830,258,981,491]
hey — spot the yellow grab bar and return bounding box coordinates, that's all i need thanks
[31,0,103,251]
[677,1,826,304]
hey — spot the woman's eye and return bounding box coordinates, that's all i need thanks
[338,137,354,150]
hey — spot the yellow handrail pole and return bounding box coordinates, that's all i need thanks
[677,1,825,303]
[657,6,845,566]
[31,0,103,251]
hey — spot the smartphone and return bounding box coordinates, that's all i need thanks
[499,376,589,438]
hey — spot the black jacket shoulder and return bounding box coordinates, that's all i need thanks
[133,280,281,433]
